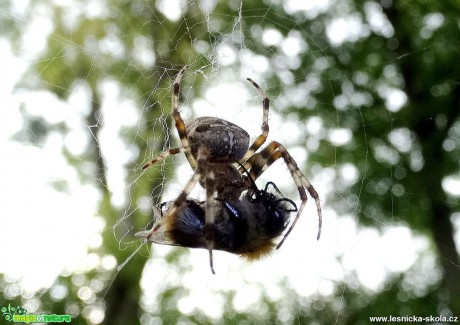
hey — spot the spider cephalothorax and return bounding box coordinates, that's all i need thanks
[138,65,322,273]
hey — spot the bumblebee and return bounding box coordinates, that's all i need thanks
[136,182,297,269]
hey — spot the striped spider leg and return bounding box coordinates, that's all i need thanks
[241,141,322,246]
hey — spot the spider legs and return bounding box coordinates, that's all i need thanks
[142,146,191,170]
[142,146,217,274]
[172,65,198,169]
[244,141,322,245]
[143,166,201,241]
[240,79,322,243]
[204,168,217,274]
[236,78,270,166]
[142,65,197,171]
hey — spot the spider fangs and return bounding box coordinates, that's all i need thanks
[137,65,322,274]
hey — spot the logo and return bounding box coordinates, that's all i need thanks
[1,304,71,323]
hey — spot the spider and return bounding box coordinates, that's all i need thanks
[139,65,322,273]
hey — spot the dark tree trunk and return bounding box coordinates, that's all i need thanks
[385,3,460,314]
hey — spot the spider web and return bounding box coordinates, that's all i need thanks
[2,0,459,323]
[107,2,452,323]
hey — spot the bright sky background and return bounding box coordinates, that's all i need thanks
[1,0,459,321]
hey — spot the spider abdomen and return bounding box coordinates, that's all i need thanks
[186,116,250,162]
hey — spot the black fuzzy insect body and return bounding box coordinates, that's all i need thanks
[140,182,297,260]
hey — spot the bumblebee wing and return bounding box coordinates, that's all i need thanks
[135,203,177,245]
[165,199,207,248]
[136,199,207,248]
[135,228,180,246]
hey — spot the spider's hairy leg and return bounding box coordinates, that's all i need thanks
[241,150,277,181]
[142,147,208,241]
[236,78,270,166]
[245,141,322,245]
[143,174,200,240]
[204,169,217,274]
[272,141,322,242]
[186,145,216,274]
[142,146,191,170]
[172,65,198,169]
[295,168,322,240]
